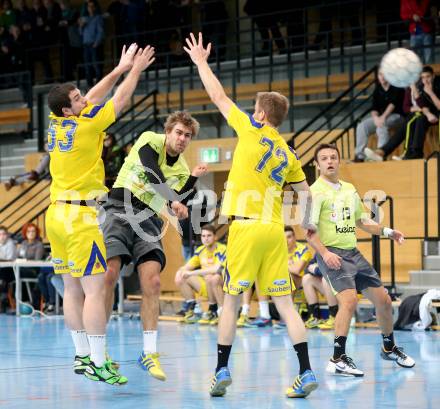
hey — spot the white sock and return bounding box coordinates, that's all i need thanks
[259,301,270,319]
[70,330,90,357]
[241,304,250,316]
[87,334,106,367]
[143,330,157,354]
[217,306,223,316]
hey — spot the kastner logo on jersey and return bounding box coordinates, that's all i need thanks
[335,226,356,234]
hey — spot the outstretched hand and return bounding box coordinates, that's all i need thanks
[132,45,156,73]
[117,43,138,73]
[183,32,211,66]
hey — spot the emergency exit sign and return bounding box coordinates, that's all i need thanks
[200,147,220,163]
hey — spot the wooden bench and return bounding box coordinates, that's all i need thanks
[0,108,31,125]
[0,107,31,137]
[133,71,374,114]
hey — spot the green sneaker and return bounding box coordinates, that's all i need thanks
[105,352,120,370]
[84,360,128,385]
[74,355,91,374]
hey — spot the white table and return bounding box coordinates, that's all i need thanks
[0,260,128,317]
[0,260,54,316]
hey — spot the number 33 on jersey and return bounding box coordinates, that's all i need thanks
[48,99,116,202]
[220,104,306,224]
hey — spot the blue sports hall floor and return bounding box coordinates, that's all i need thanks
[0,315,439,409]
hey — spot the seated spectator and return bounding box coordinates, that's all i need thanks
[0,226,16,312]
[79,0,104,87]
[365,66,440,161]
[174,225,226,325]
[285,226,312,291]
[302,256,338,330]
[354,70,405,162]
[102,133,123,189]
[4,144,50,191]
[50,273,64,298]
[18,223,55,312]
[17,223,44,260]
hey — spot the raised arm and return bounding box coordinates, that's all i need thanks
[112,46,155,116]
[85,43,139,105]
[183,32,233,119]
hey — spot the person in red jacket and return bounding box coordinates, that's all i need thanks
[401,0,435,63]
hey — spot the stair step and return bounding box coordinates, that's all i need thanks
[0,165,25,171]
[424,256,440,271]
[397,284,438,298]
[424,240,440,256]
[13,147,37,154]
[409,270,440,286]
[0,156,25,162]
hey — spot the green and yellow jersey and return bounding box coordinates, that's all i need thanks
[310,177,365,250]
[113,131,190,213]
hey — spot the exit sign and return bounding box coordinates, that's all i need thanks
[200,147,220,163]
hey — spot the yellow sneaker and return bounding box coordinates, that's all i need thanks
[209,315,219,325]
[138,352,166,381]
[198,311,215,325]
[305,316,321,329]
[237,313,251,327]
[318,315,335,330]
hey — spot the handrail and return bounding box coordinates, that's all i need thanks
[0,172,50,215]
[365,195,396,294]
[424,151,440,239]
[0,176,50,226]
[291,64,377,148]
[108,90,159,148]
[109,93,157,139]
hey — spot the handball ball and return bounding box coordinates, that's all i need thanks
[19,303,33,315]
[380,48,422,88]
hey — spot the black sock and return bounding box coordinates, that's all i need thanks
[216,344,232,372]
[382,333,395,352]
[308,303,320,319]
[294,342,311,374]
[209,303,218,312]
[329,305,338,318]
[333,336,347,360]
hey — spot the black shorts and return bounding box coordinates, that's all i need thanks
[101,198,166,270]
[316,247,382,294]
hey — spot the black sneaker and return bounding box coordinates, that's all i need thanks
[353,155,364,163]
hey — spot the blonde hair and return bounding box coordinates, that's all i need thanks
[256,92,289,127]
[164,110,200,137]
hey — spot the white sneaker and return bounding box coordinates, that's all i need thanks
[391,155,403,161]
[326,355,364,377]
[381,346,415,368]
[364,147,384,162]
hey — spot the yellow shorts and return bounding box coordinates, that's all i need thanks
[46,203,107,278]
[195,276,208,299]
[224,220,293,296]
